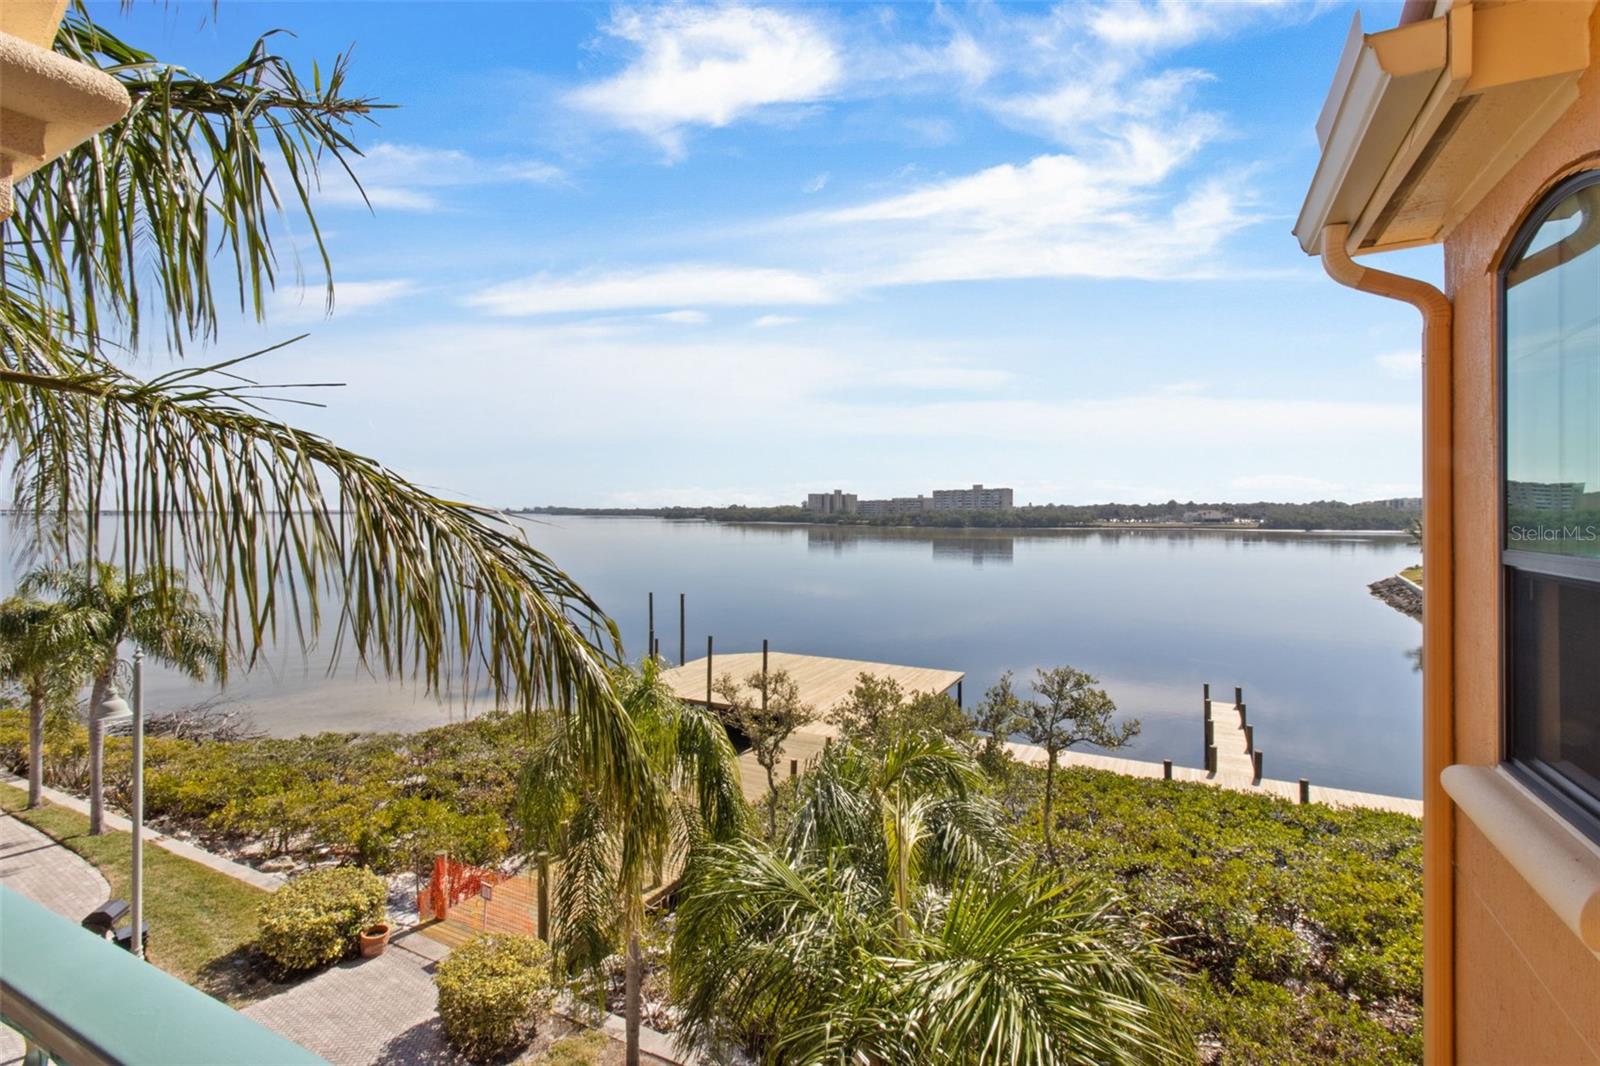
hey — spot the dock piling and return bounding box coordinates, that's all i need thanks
[648,593,654,660]
[762,639,769,712]
[706,635,713,708]
[1252,750,1264,782]
[1234,685,1243,706]
[1163,759,1173,780]
[1244,723,1254,754]
[1299,778,1311,804]
[679,594,686,666]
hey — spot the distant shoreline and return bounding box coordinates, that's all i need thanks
[519,512,1412,538]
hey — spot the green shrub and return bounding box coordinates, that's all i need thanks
[257,866,387,973]
[1002,764,1423,1062]
[435,933,555,1061]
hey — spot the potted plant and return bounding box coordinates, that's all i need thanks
[359,921,392,958]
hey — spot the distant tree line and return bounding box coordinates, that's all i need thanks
[522,498,1421,531]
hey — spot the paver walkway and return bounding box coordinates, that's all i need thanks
[244,935,468,1065]
[0,812,110,921]
[0,812,113,1066]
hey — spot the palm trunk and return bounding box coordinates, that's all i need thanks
[88,669,112,834]
[764,762,778,839]
[1042,746,1056,857]
[624,928,643,1066]
[27,688,44,808]
[536,853,550,942]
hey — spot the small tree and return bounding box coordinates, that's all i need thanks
[22,563,223,833]
[715,669,814,838]
[829,672,904,742]
[0,596,98,806]
[831,672,972,752]
[972,671,1026,778]
[1022,666,1139,856]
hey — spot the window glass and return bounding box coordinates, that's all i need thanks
[1505,181,1600,559]
[1509,569,1600,810]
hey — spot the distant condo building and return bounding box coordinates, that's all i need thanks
[857,496,932,517]
[1507,481,1586,512]
[804,489,858,515]
[813,483,1016,516]
[932,484,1014,511]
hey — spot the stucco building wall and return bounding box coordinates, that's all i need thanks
[1441,6,1600,1061]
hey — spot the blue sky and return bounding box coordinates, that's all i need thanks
[108,0,1441,508]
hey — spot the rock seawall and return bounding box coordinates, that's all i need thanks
[1369,576,1422,621]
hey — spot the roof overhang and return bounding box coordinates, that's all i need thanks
[1295,0,1597,258]
[0,5,130,219]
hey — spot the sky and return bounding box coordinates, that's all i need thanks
[102,0,1443,509]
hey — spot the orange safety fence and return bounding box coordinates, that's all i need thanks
[419,856,537,938]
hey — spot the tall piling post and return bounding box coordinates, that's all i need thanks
[762,639,769,713]
[1299,778,1311,804]
[1252,750,1264,782]
[647,593,654,662]
[679,594,686,666]
[1234,685,1243,706]
[1163,759,1173,780]
[706,635,714,708]
[1244,723,1254,754]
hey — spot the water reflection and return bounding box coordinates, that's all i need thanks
[2,515,1424,797]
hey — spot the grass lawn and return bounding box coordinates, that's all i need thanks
[0,783,288,1006]
[1400,565,1423,585]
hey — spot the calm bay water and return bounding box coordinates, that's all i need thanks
[2,516,1424,798]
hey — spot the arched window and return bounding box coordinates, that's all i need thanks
[1502,169,1600,833]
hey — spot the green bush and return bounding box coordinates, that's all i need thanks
[434,933,555,1061]
[257,866,387,973]
[1002,764,1423,1062]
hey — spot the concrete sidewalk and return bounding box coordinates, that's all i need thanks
[0,771,284,891]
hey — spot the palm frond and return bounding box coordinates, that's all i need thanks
[1,346,641,799]
[3,11,384,353]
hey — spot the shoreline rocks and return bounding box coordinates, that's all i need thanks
[1369,576,1422,621]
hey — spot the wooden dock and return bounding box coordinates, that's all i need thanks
[658,650,964,802]
[1004,741,1422,817]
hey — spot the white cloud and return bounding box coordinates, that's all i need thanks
[1230,474,1346,497]
[808,153,1254,285]
[1089,0,1292,50]
[1374,349,1420,379]
[657,309,709,325]
[568,6,841,158]
[273,279,417,322]
[804,172,830,194]
[873,366,1013,390]
[752,314,802,328]
[320,143,565,212]
[465,265,837,317]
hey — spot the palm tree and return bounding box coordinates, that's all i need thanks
[1,8,645,806]
[670,734,1187,1065]
[20,563,224,833]
[521,658,745,1065]
[0,596,100,806]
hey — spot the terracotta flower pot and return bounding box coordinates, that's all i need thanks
[359,922,392,958]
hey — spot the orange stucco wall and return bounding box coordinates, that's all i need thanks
[1441,7,1600,1062]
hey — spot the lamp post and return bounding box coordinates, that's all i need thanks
[130,649,144,959]
[95,650,145,959]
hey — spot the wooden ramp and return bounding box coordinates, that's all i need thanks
[658,651,964,803]
[1208,698,1256,779]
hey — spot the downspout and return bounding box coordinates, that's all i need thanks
[1321,222,1454,1066]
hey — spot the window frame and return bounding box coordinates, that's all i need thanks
[1498,168,1600,842]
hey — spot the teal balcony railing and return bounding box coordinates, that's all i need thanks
[0,886,326,1065]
